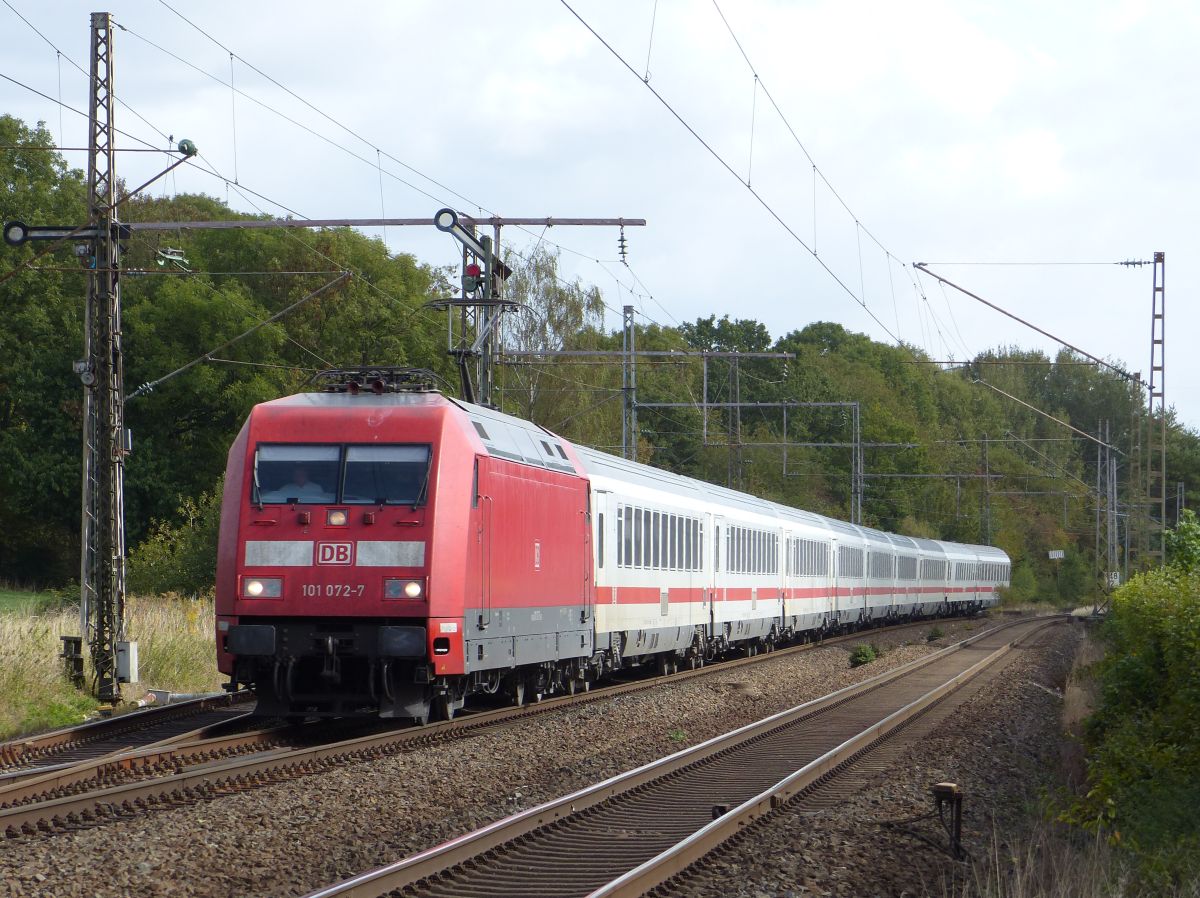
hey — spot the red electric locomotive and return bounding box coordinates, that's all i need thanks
[216,370,593,722]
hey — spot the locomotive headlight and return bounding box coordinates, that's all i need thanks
[326,509,348,527]
[384,578,424,600]
[243,577,282,598]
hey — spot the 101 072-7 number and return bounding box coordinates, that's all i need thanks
[300,584,366,598]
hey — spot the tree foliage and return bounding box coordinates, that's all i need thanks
[1165,509,1200,572]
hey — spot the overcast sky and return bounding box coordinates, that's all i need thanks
[3,0,1196,431]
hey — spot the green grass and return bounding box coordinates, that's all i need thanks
[0,587,44,615]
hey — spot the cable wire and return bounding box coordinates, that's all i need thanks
[557,0,902,345]
[145,3,656,309]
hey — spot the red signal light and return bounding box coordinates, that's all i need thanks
[464,263,482,278]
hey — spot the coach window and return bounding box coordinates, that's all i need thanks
[663,514,671,569]
[643,509,653,568]
[669,516,678,570]
[651,511,661,569]
[624,507,632,567]
[255,444,340,504]
[597,513,605,569]
[342,445,431,505]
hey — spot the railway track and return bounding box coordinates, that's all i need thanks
[0,615,976,839]
[299,615,1068,898]
[0,691,253,777]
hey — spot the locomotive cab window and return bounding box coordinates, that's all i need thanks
[342,445,431,505]
[254,445,340,504]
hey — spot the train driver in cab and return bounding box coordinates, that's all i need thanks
[260,463,334,503]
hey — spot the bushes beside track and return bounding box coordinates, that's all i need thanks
[1068,513,1200,886]
[128,484,222,597]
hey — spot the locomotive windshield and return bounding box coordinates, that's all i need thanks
[255,445,340,504]
[252,444,431,506]
[342,445,430,505]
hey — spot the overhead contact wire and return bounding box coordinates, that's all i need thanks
[557,0,901,345]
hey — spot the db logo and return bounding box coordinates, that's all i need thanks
[316,542,353,565]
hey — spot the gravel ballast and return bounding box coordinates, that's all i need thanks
[0,617,1021,898]
[668,620,1083,898]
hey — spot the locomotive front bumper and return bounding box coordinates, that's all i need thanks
[226,622,427,659]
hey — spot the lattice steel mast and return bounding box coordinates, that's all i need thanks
[80,11,127,703]
[1146,252,1166,562]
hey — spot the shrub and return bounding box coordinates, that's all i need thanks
[1007,562,1039,603]
[927,625,945,642]
[1067,563,1200,885]
[849,643,876,667]
[128,480,222,596]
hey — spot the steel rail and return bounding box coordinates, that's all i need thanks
[0,616,975,839]
[299,615,1061,898]
[591,618,1065,897]
[0,690,252,770]
[0,718,292,806]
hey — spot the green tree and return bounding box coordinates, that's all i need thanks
[496,244,605,423]
[1166,509,1200,572]
[0,116,87,583]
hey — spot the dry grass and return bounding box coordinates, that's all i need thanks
[0,594,222,740]
[941,824,1199,898]
[123,593,223,695]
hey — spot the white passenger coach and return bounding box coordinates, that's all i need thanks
[576,446,1010,664]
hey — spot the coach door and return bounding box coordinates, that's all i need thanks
[585,489,604,624]
[830,536,840,623]
[709,514,724,632]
